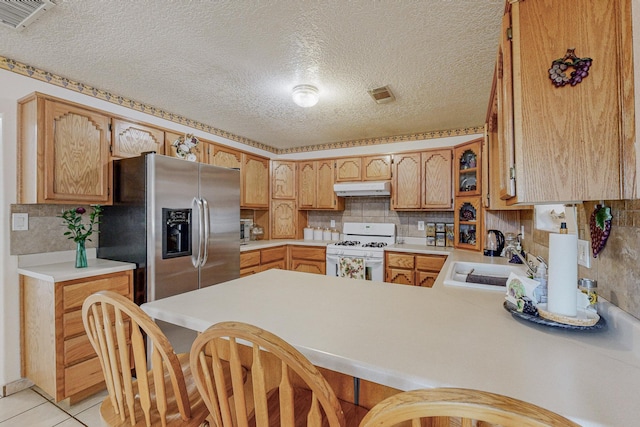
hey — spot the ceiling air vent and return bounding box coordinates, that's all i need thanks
[0,0,56,32]
[368,85,396,104]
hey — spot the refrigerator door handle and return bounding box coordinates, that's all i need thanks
[200,197,210,266]
[193,197,204,268]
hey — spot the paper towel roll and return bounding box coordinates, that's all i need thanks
[547,233,578,316]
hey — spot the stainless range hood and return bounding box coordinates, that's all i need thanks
[333,181,391,197]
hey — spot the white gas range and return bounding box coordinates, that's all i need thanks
[325,222,396,281]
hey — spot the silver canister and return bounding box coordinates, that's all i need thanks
[578,278,598,312]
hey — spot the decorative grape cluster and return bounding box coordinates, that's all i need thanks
[549,54,592,88]
[590,204,612,258]
[517,297,538,316]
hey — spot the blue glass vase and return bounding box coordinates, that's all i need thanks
[75,240,88,268]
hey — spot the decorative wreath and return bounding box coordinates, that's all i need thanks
[548,48,592,88]
[172,133,199,161]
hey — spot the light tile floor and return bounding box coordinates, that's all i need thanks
[0,387,106,426]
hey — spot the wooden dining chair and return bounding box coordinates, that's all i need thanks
[190,321,368,427]
[358,388,580,427]
[82,291,209,427]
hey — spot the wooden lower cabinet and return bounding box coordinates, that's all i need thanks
[240,246,288,277]
[240,249,261,277]
[385,251,446,288]
[21,269,133,403]
[289,245,326,275]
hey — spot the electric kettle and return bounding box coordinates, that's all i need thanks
[484,229,505,257]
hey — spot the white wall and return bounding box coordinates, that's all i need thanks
[277,133,481,160]
[1,98,19,390]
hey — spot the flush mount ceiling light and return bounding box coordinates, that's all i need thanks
[292,84,319,108]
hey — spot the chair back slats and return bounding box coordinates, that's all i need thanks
[113,309,136,425]
[251,343,269,427]
[82,291,197,426]
[279,362,295,426]
[229,338,250,427]
[359,388,581,427]
[307,395,322,427]
[190,321,348,427]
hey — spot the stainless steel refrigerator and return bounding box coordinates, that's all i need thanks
[98,152,240,351]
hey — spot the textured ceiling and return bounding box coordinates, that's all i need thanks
[0,0,503,151]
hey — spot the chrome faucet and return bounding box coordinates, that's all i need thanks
[514,252,536,276]
[514,253,547,277]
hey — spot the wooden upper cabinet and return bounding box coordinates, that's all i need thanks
[393,150,452,210]
[211,144,242,169]
[272,161,296,199]
[362,155,392,181]
[298,161,317,209]
[316,159,341,209]
[111,118,164,158]
[454,140,481,197]
[336,157,362,182]
[392,152,422,210]
[271,200,297,239]
[336,155,391,182]
[242,153,269,208]
[298,160,344,211]
[501,0,634,202]
[422,149,452,209]
[18,94,112,205]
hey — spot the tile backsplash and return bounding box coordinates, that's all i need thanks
[306,197,454,239]
[10,204,99,255]
[522,200,640,321]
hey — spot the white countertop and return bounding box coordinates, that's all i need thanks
[17,249,135,282]
[240,239,454,256]
[141,268,640,427]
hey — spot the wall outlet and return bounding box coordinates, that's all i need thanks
[577,239,591,268]
[12,213,28,231]
[330,219,335,228]
[417,221,425,231]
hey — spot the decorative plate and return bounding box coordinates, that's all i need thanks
[503,301,606,331]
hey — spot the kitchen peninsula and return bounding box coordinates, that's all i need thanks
[142,267,640,427]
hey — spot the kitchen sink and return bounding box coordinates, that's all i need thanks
[443,261,528,292]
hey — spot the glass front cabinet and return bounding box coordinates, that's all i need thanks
[453,138,483,251]
[454,139,481,197]
[454,197,482,251]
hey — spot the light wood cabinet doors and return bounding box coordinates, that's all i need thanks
[500,0,635,202]
[422,149,452,209]
[272,160,296,199]
[18,95,112,205]
[385,251,446,287]
[362,155,392,181]
[392,150,451,210]
[298,161,317,209]
[242,154,270,208]
[335,157,362,182]
[392,152,422,210]
[21,270,133,403]
[316,159,341,209]
[210,144,242,169]
[111,118,164,158]
[271,199,297,238]
[298,160,344,210]
[289,245,326,275]
[336,155,392,181]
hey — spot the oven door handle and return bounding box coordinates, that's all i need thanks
[326,254,383,264]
